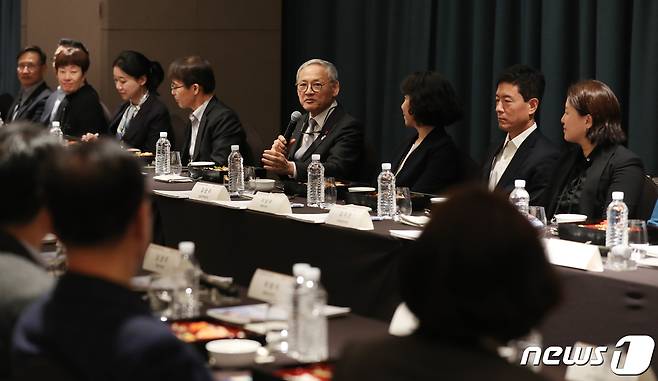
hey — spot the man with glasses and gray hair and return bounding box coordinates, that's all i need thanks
[262,58,364,181]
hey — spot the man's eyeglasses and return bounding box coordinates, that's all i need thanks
[170,83,185,91]
[295,81,331,93]
[17,63,38,72]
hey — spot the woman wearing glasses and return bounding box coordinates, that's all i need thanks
[53,47,107,137]
[107,51,173,153]
[543,80,646,219]
[390,71,469,194]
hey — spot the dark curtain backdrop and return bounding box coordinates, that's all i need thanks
[0,0,21,103]
[282,0,658,175]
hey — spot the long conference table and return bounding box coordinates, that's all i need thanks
[151,178,658,372]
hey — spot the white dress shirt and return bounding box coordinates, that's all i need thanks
[488,123,537,190]
[189,98,211,159]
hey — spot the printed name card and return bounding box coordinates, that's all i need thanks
[247,269,295,304]
[325,204,374,231]
[142,244,181,274]
[247,192,292,215]
[189,182,230,202]
[542,238,603,272]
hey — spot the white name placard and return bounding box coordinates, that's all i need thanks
[325,204,374,230]
[247,268,295,304]
[247,192,292,215]
[542,238,603,272]
[189,182,230,202]
[142,244,181,274]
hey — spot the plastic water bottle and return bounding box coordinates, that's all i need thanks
[155,131,171,175]
[49,121,64,142]
[606,191,629,247]
[175,241,200,319]
[288,263,311,356]
[377,163,396,218]
[307,154,325,207]
[509,179,530,215]
[295,267,328,362]
[228,145,245,195]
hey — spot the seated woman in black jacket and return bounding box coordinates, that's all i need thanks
[107,51,173,153]
[53,47,107,137]
[334,187,561,381]
[544,80,646,219]
[390,71,465,194]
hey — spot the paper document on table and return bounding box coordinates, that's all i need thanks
[390,229,422,240]
[286,213,329,224]
[207,303,350,327]
[542,238,603,272]
[642,245,658,258]
[211,200,251,210]
[153,190,192,199]
[153,174,193,183]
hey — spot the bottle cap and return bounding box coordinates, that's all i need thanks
[51,121,60,128]
[514,179,526,188]
[311,154,321,161]
[160,132,168,138]
[382,163,392,170]
[293,263,311,277]
[611,191,624,200]
[305,267,321,282]
[231,145,239,151]
[178,241,195,255]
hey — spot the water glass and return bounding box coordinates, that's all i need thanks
[147,274,176,320]
[606,245,637,271]
[244,166,256,196]
[321,177,337,209]
[528,206,548,236]
[170,151,182,175]
[628,219,649,261]
[395,187,412,217]
[265,302,290,354]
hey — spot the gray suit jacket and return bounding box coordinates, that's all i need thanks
[7,82,51,124]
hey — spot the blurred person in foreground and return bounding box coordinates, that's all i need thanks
[12,139,213,381]
[334,186,561,381]
[0,123,60,379]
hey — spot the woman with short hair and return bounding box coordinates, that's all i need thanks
[390,71,468,194]
[53,47,107,137]
[544,80,646,219]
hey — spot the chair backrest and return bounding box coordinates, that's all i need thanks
[637,175,658,220]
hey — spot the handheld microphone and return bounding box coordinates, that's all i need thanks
[282,111,303,141]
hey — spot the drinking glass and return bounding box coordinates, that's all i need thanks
[265,302,290,354]
[148,274,176,320]
[170,151,182,176]
[321,177,337,209]
[244,166,257,196]
[628,219,649,261]
[395,187,412,217]
[528,206,548,236]
[606,245,637,271]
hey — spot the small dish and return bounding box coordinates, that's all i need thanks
[348,186,376,193]
[554,214,588,223]
[430,197,447,204]
[206,339,261,368]
[250,179,276,192]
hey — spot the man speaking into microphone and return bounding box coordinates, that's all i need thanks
[261,59,363,181]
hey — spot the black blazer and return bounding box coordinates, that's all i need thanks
[7,82,52,123]
[334,334,547,381]
[108,94,173,153]
[180,96,251,166]
[482,128,559,205]
[287,104,364,181]
[391,127,461,194]
[544,144,646,219]
[56,84,108,137]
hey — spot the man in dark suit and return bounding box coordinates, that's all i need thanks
[262,59,364,181]
[7,46,51,123]
[12,140,213,381]
[169,55,251,166]
[483,64,559,204]
[0,124,59,379]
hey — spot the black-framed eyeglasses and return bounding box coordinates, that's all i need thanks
[170,83,185,91]
[295,81,331,93]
